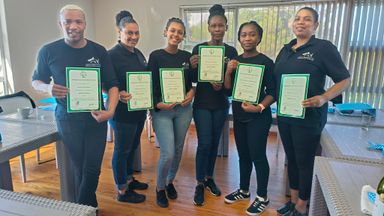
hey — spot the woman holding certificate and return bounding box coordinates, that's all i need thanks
[274,7,350,216]
[189,4,238,206]
[108,11,149,204]
[223,21,275,216]
[148,17,194,208]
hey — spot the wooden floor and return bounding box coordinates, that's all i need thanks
[10,125,289,216]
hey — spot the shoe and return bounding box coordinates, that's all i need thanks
[193,184,205,206]
[277,201,295,216]
[290,209,307,216]
[224,189,250,204]
[117,189,146,203]
[165,183,178,199]
[156,189,169,208]
[246,196,269,216]
[204,178,221,196]
[128,177,149,190]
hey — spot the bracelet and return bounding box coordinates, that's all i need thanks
[257,103,265,113]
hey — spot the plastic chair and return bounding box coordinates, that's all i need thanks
[0,91,41,183]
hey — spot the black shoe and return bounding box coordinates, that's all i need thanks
[165,183,178,199]
[156,189,169,208]
[117,189,146,203]
[224,189,250,204]
[246,196,269,216]
[128,177,149,190]
[193,184,205,206]
[277,201,295,216]
[204,178,221,196]
[290,209,307,216]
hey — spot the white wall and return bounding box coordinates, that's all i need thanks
[3,0,94,100]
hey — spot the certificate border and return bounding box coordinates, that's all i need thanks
[232,63,265,104]
[198,45,225,83]
[66,67,101,113]
[159,68,186,104]
[277,74,310,119]
[126,71,153,111]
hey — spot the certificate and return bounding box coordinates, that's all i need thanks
[160,68,185,104]
[126,72,153,111]
[66,67,101,112]
[278,74,309,119]
[198,46,225,82]
[232,63,265,104]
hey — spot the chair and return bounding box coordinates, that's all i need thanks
[0,91,40,183]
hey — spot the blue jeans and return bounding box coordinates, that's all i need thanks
[55,105,107,207]
[194,108,228,182]
[151,105,192,190]
[110,120,145,190]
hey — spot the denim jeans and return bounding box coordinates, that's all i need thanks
[109,120,145,190]
[151,104,192,190]
[55,105,107,207]
[193,108,228,182]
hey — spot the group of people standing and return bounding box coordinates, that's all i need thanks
[32,3,350,216]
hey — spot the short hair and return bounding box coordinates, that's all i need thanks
[165,17,186,37]
[237,21,263,45]
[298,7,319,23]
[59,4,85,17]
[208,4,227,25]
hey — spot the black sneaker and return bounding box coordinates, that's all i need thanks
[128,177,149,190]
[117,189,146,203]
[277,201,295,216]
[246,196,269,216]
[290,209,307,216]
[204,178,221,196]
[193,184,205,206]
[165,183,178,199]
[224,189,250,204]
[156,189,169,208]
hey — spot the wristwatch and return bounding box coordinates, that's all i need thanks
[257,103,265,113]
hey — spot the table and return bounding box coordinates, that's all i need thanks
[0,109,77,202]
[0,189,95,216]
[320,124,384,165]
[327,109,384,128]
[310,157,384,215]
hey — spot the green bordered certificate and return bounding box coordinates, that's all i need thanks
[126,71,153,111]
[198,45,225,83]
[160,68,185,104]
[232,63,265,104]
[278,74,310,119]
[66,67,101,113]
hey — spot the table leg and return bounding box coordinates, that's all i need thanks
[0,161,13,190]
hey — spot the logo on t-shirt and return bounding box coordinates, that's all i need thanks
[86,57,100,67]
[297,52,314,61]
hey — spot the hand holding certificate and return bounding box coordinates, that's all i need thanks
[198,46,225,82]
[126,72,153,111]
[66,67,101,112]
[232,63,265,104]
[278,74,309,119]
[160,68,185,104]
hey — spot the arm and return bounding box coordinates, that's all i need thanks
[223,60,238,90]
[91,86,119,122]
[32,80,68,99]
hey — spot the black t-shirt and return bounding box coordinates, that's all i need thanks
[108,42,147,123]
[191,42,238,110]
[229,53,275,121]
[32,39,118,116]
[148,49,192,111]
[274,36,350,128]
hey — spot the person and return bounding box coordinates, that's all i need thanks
[223,21,275,216]
[189,4,238,206]
[107,10,148,204]
[148,17,194,208]
[274,7,350,216]
[31,4,119,208]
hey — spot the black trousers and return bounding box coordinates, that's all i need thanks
[277,121,323,200]
[233,114,271,197]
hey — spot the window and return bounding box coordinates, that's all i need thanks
[0,0,11,96]
[181,0,384,108]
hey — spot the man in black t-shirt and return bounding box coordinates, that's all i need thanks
[32,4,118,208]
